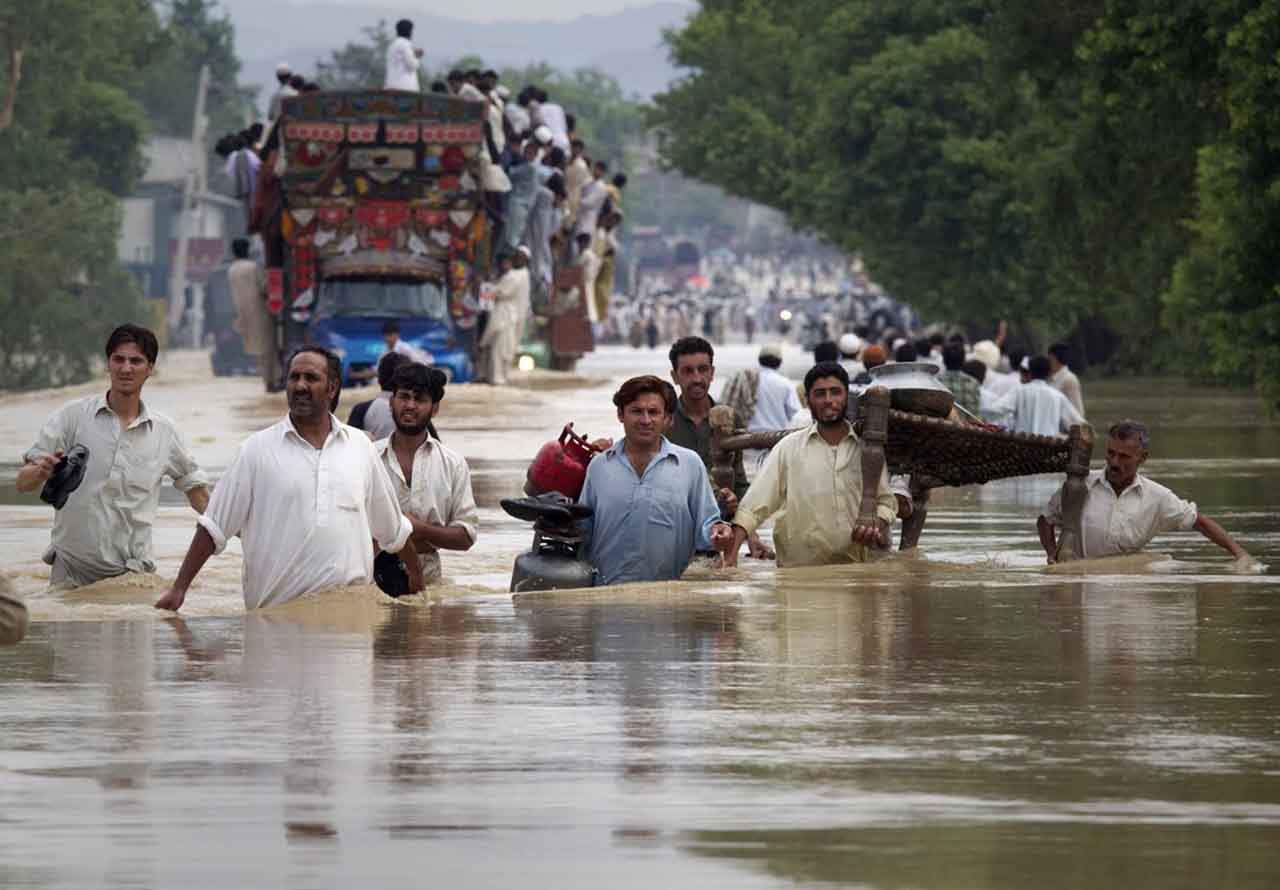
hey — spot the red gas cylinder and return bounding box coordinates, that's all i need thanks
[526,424,598,500]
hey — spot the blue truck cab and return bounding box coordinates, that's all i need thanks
[307,276,473,384]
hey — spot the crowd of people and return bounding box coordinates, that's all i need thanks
[0,318,1250,644]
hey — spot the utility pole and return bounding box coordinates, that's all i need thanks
[168,64,210,347]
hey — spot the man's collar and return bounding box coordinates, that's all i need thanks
[283,412,345,443]
[675,394,715,421]
[805,419,854,441]
[1092,471,1145,494]
[95,392,152,428]
[610,436,677,462]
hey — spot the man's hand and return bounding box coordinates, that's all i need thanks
[16,451,63,492]
[589,437,614,452]
[851,521,884,548]
[716,487,738,515]
[710,521,734,552]
[154,587,187,612]
[746,531,775,561]
[402,548,425,594]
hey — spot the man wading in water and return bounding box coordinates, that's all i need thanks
[19,324,209,589]
[577,375,734,585]
[155,347,422,612]
[1038,420,1252,566]
[722,361,896,568]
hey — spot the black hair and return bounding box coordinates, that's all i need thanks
[804,361,849,395]
[482,69,498,79]
[942,342,965,371]
[813,340,839,364]
[570,138,585,151]
[594,159,608,173]
[1006,344,1027,372]
[430,80,447,94]
[894,343,918,363]
[390,361,433,398]
[231,238,250,259]
[376,351,411,391]
[105,324,159,365]
[669,336,714,370]
[247,122,264,141]
[447,69,463,82]
[546,146,566,168]
[612,173,627,188]
[395,18,413,37]
[546,173,566,199]
[289,74,306,89]
[288,345,343,410]
[929,332,945,346]
[962,358,987,384]
[382,320,400,336]
[759,353,783,370]
[613,375,676,415]
[1048,342,1070,364]
[913,337,932,358]
[1028,355,1052,380]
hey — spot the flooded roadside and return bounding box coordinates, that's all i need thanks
[1,346,1278,888]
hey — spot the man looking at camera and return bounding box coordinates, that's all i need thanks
[375,363,478,584]
[578,375,734,585]
[723,361,896,568]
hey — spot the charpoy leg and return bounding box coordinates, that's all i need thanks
[899,479,931,550]
[857,387,890,541]
[1054,423,1095,562]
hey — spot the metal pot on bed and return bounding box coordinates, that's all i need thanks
[864,361,955,417]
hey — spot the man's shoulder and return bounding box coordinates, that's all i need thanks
[663,440,706,470]
[432,440,471,473]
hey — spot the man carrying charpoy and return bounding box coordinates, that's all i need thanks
[1037,420,1251,566]
[722,361,896,568]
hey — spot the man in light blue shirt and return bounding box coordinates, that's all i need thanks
[578,375,734,585]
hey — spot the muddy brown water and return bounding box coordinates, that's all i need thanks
[1,346,1278,888]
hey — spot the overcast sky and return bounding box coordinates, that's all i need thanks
[273,0,692,23]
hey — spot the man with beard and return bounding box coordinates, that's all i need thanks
[578,375,735,585]
[154,347,421,611]
[1037,420,1251,565]
[664,336,773,560]
[375,363,477,584]
[722,362,896,568]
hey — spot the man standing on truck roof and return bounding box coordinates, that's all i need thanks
[384,19,423,92]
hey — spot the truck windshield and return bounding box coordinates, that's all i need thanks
[317,277,449,321]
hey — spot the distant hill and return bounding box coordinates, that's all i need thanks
[221,0,694,110]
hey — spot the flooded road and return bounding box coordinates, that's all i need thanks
[2,344,1278,888]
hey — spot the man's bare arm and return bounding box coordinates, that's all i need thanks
[185,486,210,515]
[16,452,61,493]
[408,514,474,551]
[1037,515,1058,563]
[1194,515,1247,560]
[154,526,217,611]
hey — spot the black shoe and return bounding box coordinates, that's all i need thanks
[40,445,90,510]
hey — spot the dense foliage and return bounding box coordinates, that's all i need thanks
[0,0,251,390]
[654,0,1280,403]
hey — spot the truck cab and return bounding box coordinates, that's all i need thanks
[307,275,472,384]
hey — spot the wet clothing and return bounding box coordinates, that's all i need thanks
[361,392,396,441]
[375,436,478,583]
[384,36,420,91]
[578,438,723,586]
[229,259,269,355]
[938,369,982,417]
[1051,365,1085,416]
[992,380,1084,437]
[198,415,411,610]
[734,421,897,567]
[480,266,529,385]
[25,394,207,589]
[665,397,749,503]
[1045,472,1198,560]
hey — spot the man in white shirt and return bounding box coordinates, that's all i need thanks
[724,361,896,567]
[384,19,422,92]
[747,343,802,433]
[1047,342,1086,415]
[375,363,478,583]
[992,355,1084,437]
[267,63,297,121]
[564,139,591,219]
[380,319,432,365]
[574,160,609,238]
[1037,420,1250,564]
[154,347,421,612]
[19,325,210,589]
[534,88,570,151]
[480,247,531,385]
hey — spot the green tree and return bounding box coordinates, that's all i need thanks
[316,20,392,90]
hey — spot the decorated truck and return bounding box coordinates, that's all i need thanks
[263,90,494,384]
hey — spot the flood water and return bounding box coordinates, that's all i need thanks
[2,344,1278,889]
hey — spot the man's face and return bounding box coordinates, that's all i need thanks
[808,376,849,426]
[1104,436,1146,490]
[618,392,668,449]
[107,342,153,396]
[383,332,398,349]
[287,353,335,422]
[391,388,435,436]
[671,352,713,403]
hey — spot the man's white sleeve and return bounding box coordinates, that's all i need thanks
[197,446,253,554]
[366,443,412,553]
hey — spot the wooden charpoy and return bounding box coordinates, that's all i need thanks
[707,387,1095,562]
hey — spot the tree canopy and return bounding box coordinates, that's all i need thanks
[654,0,1280,404]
